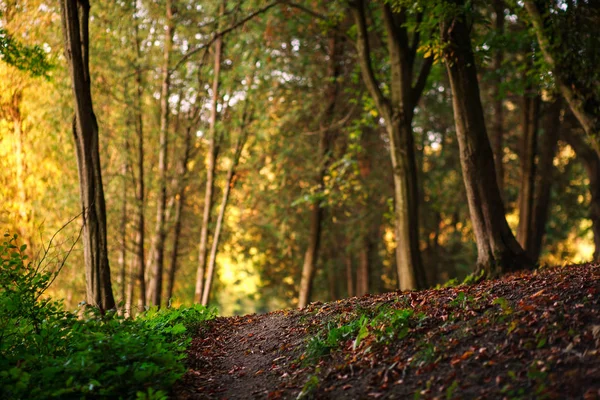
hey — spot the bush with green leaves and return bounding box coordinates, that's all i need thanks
[0,234,216,399]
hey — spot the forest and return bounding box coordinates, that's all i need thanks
[1,0,600,398]
[2,0,599,316]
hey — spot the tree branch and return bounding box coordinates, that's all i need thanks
[350,0,389,119]
[171,0,280,73]
[411,56,433,108]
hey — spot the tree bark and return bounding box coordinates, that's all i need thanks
[529,98,562,262]
[60,0,115,310]
[492,0,505,193]
[195,0,226,304]
[350,1,431,290]
[517,92,541,253]
[148,0,175,308]
[297,35,339,308]
[441,0,533,278]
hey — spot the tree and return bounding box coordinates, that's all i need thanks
[350,0,432,290]
[440,0,533,277]
[523,1,600,148]
[195,0,226,304]
[60,0,115,310]
[148,0,176,308]
[297,34,340,308]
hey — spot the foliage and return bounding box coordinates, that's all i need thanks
[304,303,421,364]
[0,27,52,78]
[0,234,216,399]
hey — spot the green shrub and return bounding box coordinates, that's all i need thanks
[0,234,216,399]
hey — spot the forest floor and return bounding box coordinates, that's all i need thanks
[173,264,600,399]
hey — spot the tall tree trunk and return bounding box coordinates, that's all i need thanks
[561,126,600,261]
[202,102,251,305]
[517,92,541,253]
[195,0,226,303]
[148,0,175,308]
[297,35,339,308]
[523,1,600,151]
[350,2,432,290]
[492,0,505,193]
[441,0,533,278]
[165,123,193,303]
[118,152,128,312]
[356,241,369,296]
[60,0,116,310]
[345,255,354,297]
[126,1,146,317]
[529,98,562,262]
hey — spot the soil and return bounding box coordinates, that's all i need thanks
[173,264,600,399]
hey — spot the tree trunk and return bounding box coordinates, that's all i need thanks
[118,153,128,312]
[166,123,193,304]
[298,205,324,308]
[561,126,600,261]
[356,242,369,296]
[60,0,115,310]
[350,2,431,290]
[195,0,226,303]
[441,0,533,278]
[202,133,247,305]
[148,0,175,308]
[345,255,354,297]
[126,1,146,317]
[529,98,562,262]
[297,35,339,308]
[492,0,505,193]
[517,93,541,253]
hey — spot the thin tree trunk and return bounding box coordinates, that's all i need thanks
[118,152,128,312]
[166,125,193,303]
[492,0,505,193]
[149,0,175,308]
[127,1,146,317]
[195,0,226,304]
[441,0,533,278]
[356,242,369,296]
[60,0,115,310]
[201,132,248,305]
[298,205,324,307]
[345,255,354,297]
[517,92,541,253]
[529,98,562,262]
[297,35,339,308]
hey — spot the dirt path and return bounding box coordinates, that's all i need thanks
[174,265,600,400]
[174,310,310,399]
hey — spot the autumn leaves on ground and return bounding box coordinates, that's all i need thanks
[173,264,600,399]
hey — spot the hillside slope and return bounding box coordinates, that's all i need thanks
[174,265,600,399]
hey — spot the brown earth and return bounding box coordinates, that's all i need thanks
[174,264,600,399]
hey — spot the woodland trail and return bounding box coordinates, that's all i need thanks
[174,265,600,399]
[174,310,310,399]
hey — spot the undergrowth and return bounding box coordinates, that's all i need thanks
[303,303,424,364]
[0,233,216,399]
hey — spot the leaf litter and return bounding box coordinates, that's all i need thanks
[174,264,600,399]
